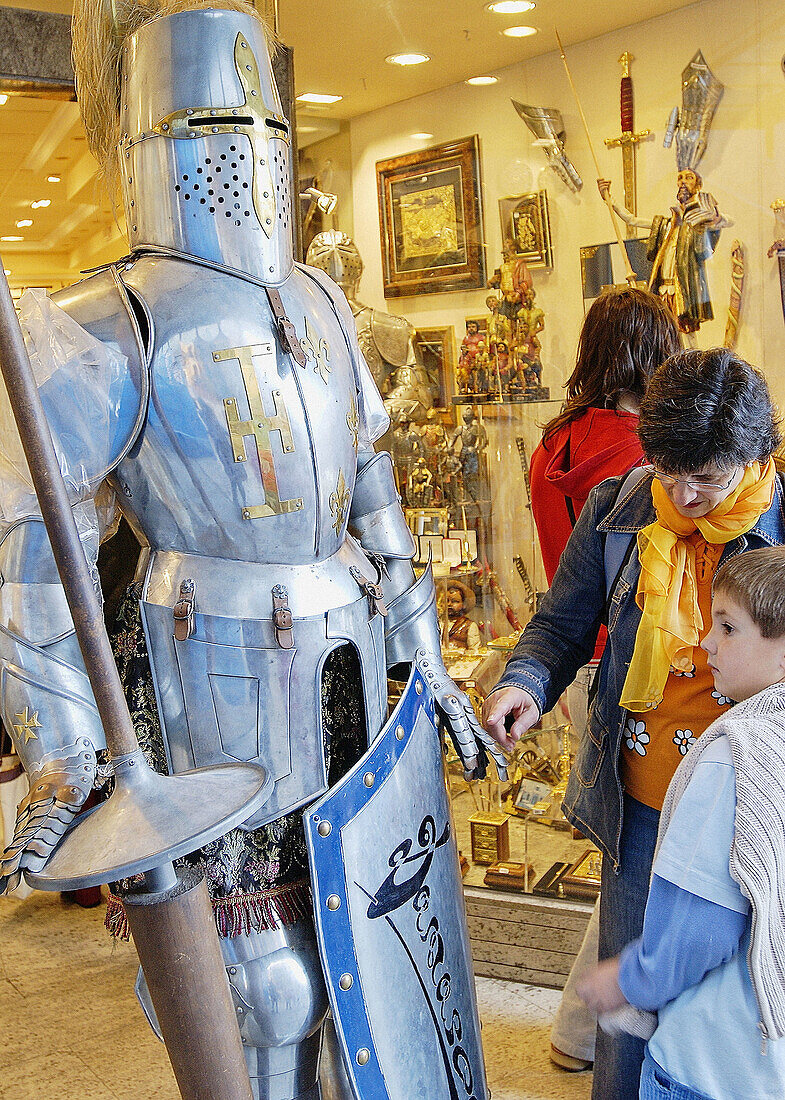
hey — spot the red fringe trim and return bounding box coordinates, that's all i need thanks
[105,879,312,942]
[105,892,131,941]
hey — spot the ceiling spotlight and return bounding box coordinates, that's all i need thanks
[47,175,61,183]
[3,270,9,277]
[31,199,51,209]
[296,92,343,105]
[410,132,434,140]
[15,220,32,228]
[1,236,23,242]
[486,1,535,13]
[502,25,538,37]
[386,53,430,66]
[466,76,498,86]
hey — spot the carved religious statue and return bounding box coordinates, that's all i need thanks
[602,168,729,333]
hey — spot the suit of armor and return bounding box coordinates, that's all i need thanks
[305,231,435,424]
[0,7,500,1099]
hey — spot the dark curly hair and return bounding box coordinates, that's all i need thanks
[638,348,782,473]
[542,287,680,444]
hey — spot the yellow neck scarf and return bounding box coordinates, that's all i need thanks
[620,459,776,712]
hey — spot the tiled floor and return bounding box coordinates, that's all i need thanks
[0,889,592,1099]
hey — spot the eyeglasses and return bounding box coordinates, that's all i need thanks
[651,468,737,493]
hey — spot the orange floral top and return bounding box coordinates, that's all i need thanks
[621,532,733,810]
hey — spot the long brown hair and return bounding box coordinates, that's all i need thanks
[542,287,680,444]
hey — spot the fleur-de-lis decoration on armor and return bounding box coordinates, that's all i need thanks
[346,393,360,451]
[14,707,42,744]
[329,468,350,536]
[299,318,331,385]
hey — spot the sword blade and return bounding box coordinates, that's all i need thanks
[621,139,637,236]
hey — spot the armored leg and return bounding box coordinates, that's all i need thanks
[221,913,330,1100]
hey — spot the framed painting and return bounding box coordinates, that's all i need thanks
[498,190,552,269]
[376,136,486,298]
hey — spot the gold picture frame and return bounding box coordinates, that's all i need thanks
[376,136,486,298]
[498,190,552,268]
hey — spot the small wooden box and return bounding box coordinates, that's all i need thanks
[560,848,602,901]
[469,811,510,865]
[483,861,535,891]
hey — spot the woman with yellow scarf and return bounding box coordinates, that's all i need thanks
[483,348,784,1100]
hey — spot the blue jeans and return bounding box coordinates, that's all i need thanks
[592,794,660,1100]
[640,1052,715,1099]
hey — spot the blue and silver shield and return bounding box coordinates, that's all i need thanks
[305,665,488,1100]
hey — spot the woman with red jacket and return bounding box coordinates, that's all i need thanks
[531,286,681,587]
[531,287,680,1073]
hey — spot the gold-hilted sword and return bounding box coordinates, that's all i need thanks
[604,53,652,238]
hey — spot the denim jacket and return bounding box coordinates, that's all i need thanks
[494,469,785,871]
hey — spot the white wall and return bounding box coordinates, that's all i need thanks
[347,0,785,609]
[349,0,785,406]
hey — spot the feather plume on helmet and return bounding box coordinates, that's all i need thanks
[71,0,276,195]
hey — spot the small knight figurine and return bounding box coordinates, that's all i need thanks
[407,457,434,509]
[450,408,488,502]
[514,284,546,396]
[457,319,489,396]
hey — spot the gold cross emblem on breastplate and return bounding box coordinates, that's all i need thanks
[217,342,304,519]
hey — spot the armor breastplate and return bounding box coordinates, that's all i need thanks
[112,255,386,822]
[117,254,359,563]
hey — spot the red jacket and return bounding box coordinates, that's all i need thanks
[530,408,643,657]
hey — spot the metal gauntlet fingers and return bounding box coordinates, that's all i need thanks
[415,648,508,782]
[0,740,97,894]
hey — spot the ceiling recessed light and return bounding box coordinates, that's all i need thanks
[411,132,434,140]
[15,220,32,228]
[0,95,8,107]
[486,1,535,13]
[1,236,23,242]
[296,92,343,105]
[502,25,538,37]
[47,175,61,183]
[386,53,430,67]
[466,76,498,86]
[3,270,9,277]
[31,199,51,209]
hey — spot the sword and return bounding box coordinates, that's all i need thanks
[604,53,652,238]
[515,436,532,509]
[555,29,638,287]
[723,240,744,350]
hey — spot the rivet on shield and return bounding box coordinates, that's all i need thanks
[415,680,423,694]
[339,973,354,991]
[363,772,375,788]
[395,724,405,740]
[356,1049,370,1066]
[317,820,332,837]
[326,894,341,911]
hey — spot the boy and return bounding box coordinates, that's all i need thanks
[577,546,785,1100]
